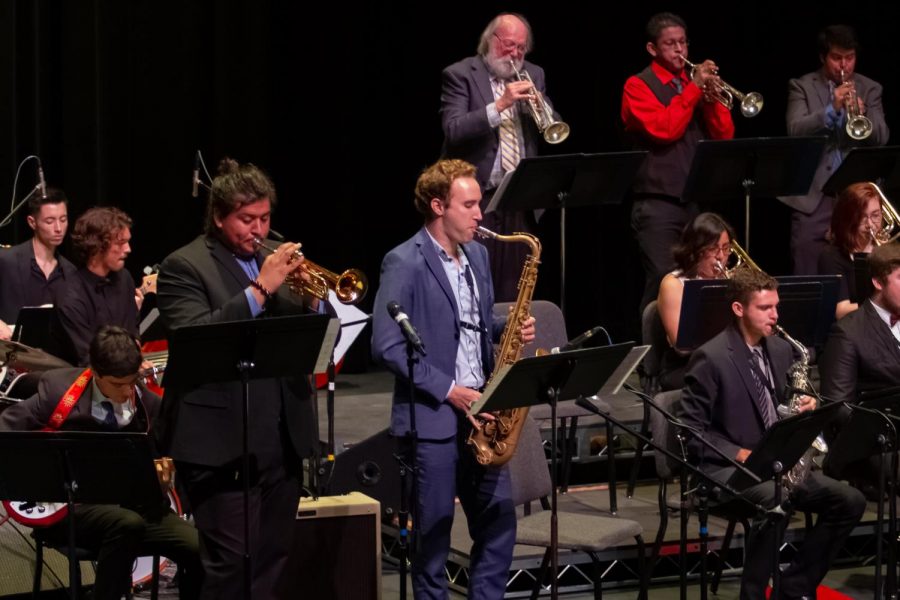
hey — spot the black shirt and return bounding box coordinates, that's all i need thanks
[817,244,856,304]
[0,240,76,324]
[57,268,139,365]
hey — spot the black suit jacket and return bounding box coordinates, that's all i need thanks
[681,324,794,471]
[820,300,900,403]
[155,235,320,467]
[0,367,159,435]
[0,240,76,324]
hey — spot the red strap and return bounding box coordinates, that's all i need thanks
[43,368,92,431]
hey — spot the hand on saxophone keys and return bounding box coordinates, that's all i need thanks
[518,315,536,344]
[448,385,495,428]
[793,395,817,413]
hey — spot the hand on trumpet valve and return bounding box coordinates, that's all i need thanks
[832,81,855,112]
[690,59,718,88]
[496,79,535,112]
[256,241,304,297]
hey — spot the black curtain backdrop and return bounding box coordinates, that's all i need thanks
[1,1,897,350]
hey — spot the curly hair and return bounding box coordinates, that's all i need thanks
[70,207,133,266]
[413,159,478,222]
[728,267,778,306]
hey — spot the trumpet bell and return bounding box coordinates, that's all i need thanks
[335,269,368,305]
[740,92,764,118]
[847,115,873,140]
[543,122,570,144]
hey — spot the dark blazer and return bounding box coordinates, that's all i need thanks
[440,55,547,190]
[820,300,900,403]
[155,235,320,467]
[371,228,505,440]
[680,324,795,470]
[781,69,889,214]
[0,240,76,324]
[0,367,159,434]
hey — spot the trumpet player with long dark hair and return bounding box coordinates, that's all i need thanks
[656,212,735,390]
[781,24,889,276]
[817,182,883,319]
[680,267,865,600]
[621,11,735,314]
[440,12,560,302]
[156,157,330,600]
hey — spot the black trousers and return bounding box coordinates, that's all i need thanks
[179,459,300,600]
[41,504,201,600]
[631,198,698,313]
[709,467,865,600]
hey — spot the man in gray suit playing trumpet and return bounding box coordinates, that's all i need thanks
[781,24,889,275]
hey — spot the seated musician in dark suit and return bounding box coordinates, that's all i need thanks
[0,326,200,600]
[680,268,864,600]
[56,207,142,366]
[0,187,76,340]
[817,182,883,319]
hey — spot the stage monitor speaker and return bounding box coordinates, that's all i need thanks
[327,428,401,517]
[277,492,381,600]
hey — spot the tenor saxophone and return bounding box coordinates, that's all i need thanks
[467,226,541,467]
[774,325,828,490]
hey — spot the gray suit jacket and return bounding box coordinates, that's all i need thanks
[781,69,889,214]
[440,55,548,191]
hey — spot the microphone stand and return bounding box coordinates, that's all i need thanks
[577,394,765,600]
[0,184,41,229]
[396,338,421,600]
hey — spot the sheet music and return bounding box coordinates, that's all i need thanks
[485,170,516,214]
[313,318,341,375]
[467,363,512,416]
[597,345,649,397]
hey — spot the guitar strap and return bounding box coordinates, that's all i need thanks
[44,368,93,431]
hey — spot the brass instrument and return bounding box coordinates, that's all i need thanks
[774,325,828,491]
[467,226,541,467]
[841,69,873,141]
[253,236,368,305]
[678,55,764,118]
[864,182,900,246]
[715,239,762,278]
[508,59,570,144]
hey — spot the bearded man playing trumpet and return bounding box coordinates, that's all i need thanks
[621,11,735,314]
[156,157,329,600]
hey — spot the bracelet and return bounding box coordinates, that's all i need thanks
[249,278,273,300]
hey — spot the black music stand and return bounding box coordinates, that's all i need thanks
[726,402,846,599]
[0,431,161,600]
[487,152,647,313]
[851,252,874,305]
[165,313,338,600]
[469,342,635,600]
[681,137,826,251]
[675,277,838,351]
[823,400,897,600]
[822,146,900,197]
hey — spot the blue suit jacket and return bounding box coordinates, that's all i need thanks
[372,228,505,440]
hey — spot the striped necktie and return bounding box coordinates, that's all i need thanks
[748,348,778,428]
[497,80,521,173]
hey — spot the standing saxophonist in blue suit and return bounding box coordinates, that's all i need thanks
[372,158,535,599]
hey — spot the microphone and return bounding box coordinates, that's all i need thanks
[387,301,426,356]
[550,326,605,354]
[191,151,200,198]
[37,160,47,200]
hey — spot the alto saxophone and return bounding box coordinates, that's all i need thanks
[467,226,541,467]
[774,325,828,490]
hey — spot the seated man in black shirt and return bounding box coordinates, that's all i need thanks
[57,207,142,365]
[0,188,76,340]
[0,326,201,600]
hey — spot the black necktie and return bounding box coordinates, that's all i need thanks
[671,77,683,94]
[100,401,118,430]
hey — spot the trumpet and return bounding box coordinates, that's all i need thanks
[841,69,873,141]
[678,55,764,118]
[253,237,368,305]
[715,239,762,279]
[864,182,900,246]
[508,59,570,144]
